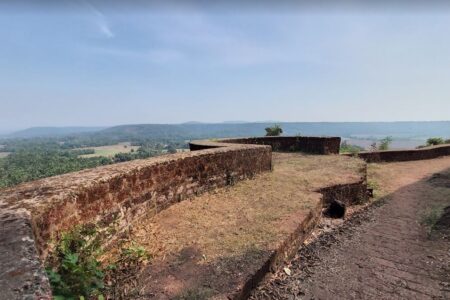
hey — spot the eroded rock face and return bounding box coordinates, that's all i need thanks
[0,211,51,300]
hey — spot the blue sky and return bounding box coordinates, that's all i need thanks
[1,2,450,130]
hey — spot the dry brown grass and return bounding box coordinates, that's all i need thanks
[118,153,365,263]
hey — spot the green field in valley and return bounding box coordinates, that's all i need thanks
[78,143,139,158]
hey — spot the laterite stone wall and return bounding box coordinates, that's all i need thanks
[0,144,271,299]
[350,144,450,163]
[190,136,341,154]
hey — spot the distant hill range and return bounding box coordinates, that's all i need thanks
[5,121,450,141]
[8,127,106,138]
[96,122,450,141]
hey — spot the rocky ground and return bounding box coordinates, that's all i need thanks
[251,157,450,300]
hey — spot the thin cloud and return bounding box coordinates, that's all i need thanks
[86,46,184,63]
[83,0,115,38]
[97,20,114,38]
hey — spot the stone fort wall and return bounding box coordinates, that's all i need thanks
[348,144,450,162]
[3,136,450,299]
[189,136,341,154]
[0,135,356,299]
[1,143,274,299]
[0,136,340,299]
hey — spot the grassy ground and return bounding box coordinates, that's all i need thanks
[0,152,10,158]
[78,143,139,158]
[101,153,365,298]
[124,153,365,262]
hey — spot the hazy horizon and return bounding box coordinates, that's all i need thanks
[2,120,450,134]
[1,2,450,129]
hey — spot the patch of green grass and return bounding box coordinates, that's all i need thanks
[79,143,139,158]
[340,141,364,154]
[367,179,379,191]
[421,204,446,235]
[175,288,215,300]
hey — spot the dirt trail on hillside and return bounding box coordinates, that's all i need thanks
[252,157,450,300]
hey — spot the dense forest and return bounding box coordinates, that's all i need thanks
[0,135,184,189]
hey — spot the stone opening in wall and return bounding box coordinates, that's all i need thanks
[323,199,346,218]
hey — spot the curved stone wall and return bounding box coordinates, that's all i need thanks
[349,144,450,163]
[0,143,271,299]
[190,136,341,154]
[9,136,450,299]
[0,135,347,299]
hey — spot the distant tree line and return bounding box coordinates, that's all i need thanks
[0,150,112,188]
[0,135,187,189]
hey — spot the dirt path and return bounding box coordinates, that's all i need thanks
[252,157,450,299]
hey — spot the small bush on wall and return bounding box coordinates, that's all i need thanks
[378,136,393,151]
[265,124,283,136]
[427,137,445,146]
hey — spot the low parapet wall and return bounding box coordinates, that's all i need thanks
[350,144,450,163]
[0,136,341,298]
[190,136,341,154]
[0,144,271,299]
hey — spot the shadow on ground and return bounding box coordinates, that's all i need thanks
[251,166,450,300]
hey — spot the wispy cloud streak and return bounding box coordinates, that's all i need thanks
[83,0,114,38]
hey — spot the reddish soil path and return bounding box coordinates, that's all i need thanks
[252,157,450,299]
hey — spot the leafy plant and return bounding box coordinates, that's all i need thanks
[265,124,283,136]
[378,136,393,151]
[426,137,444,146]
[340,141,364,154]
[121,243,150,264]
[46,225,105,299]
[421,204,446,236]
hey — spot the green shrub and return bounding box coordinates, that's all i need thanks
[265,124,283,136]
[378,136,393,151]
[340,141,364,154]
[421,204,446,236]
[46,225,105,299]
[46,223,152,300]
[426,137,444,146]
